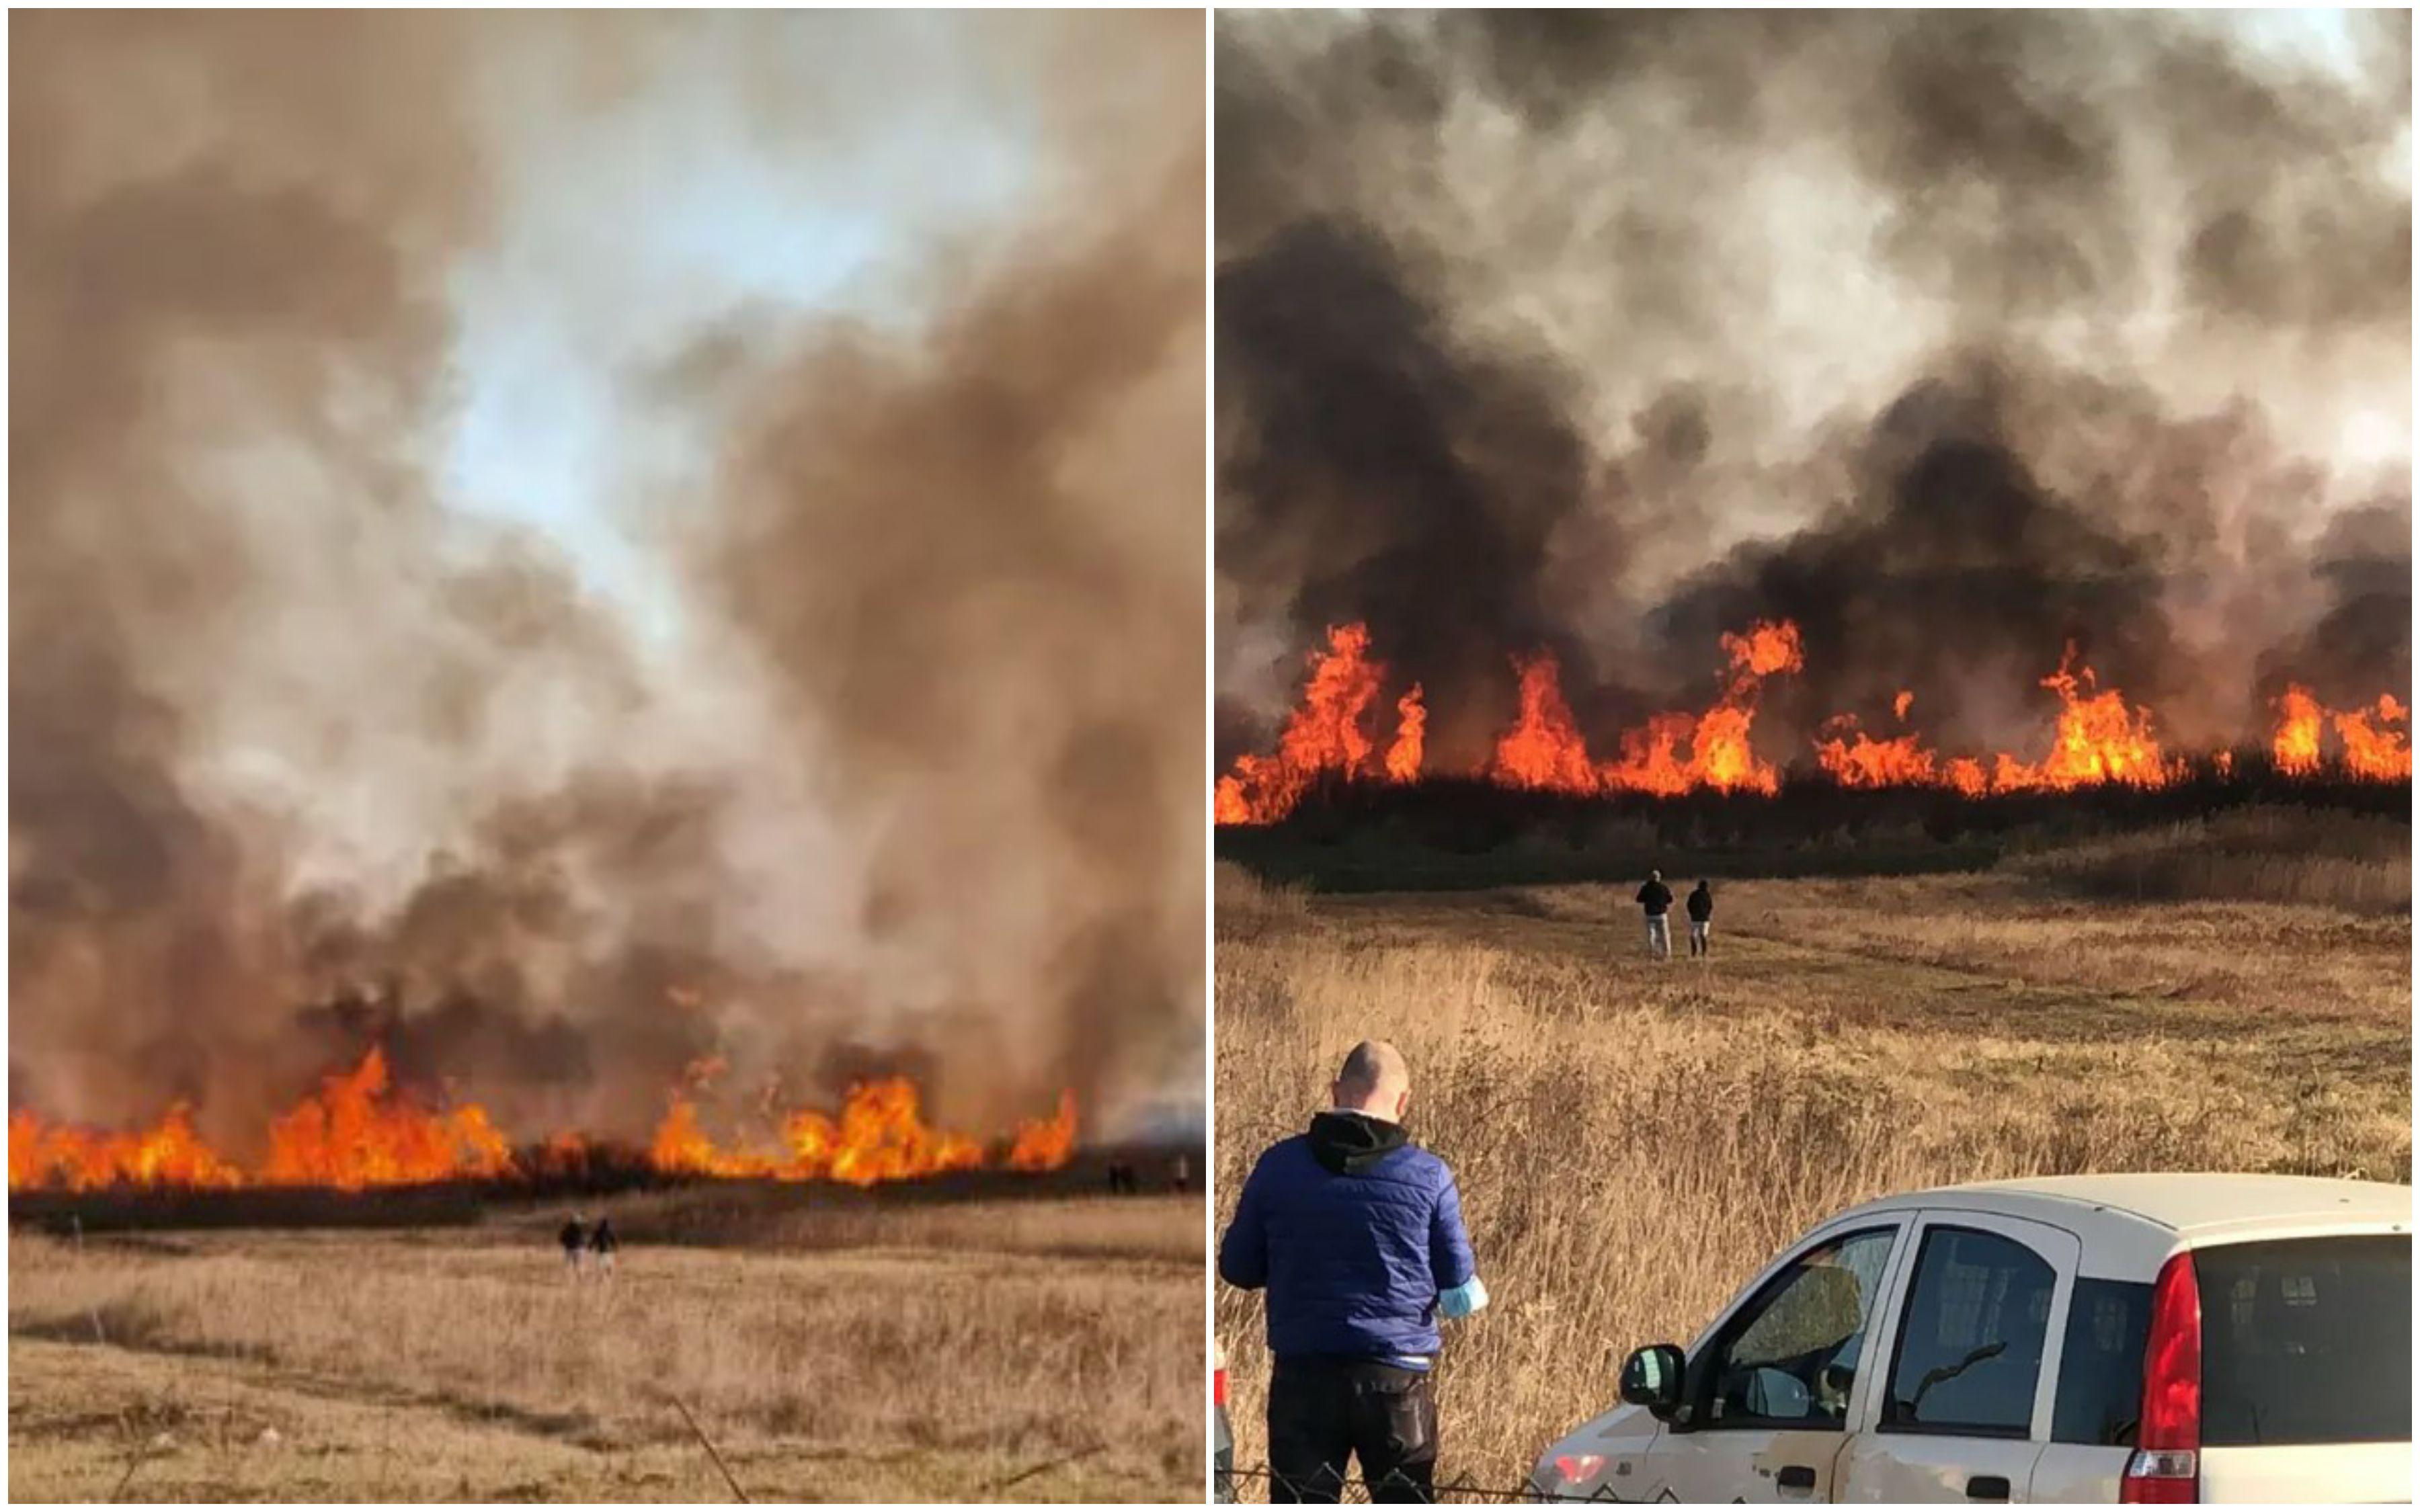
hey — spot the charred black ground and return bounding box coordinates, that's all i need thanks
[1218,764,2410,894]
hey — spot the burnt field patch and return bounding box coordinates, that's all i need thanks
[7,1142,1202,1238]
[1216,769,2410,895]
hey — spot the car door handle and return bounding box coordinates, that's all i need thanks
[1776,1464,1817,1492]
[1966,1474,2012,1502]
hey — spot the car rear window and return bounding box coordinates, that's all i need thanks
[2050,1276,2152,1445]
[2196,1232,2411,1447]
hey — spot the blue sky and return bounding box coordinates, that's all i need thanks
[434,15,1039,646]
[434,7,2405,639]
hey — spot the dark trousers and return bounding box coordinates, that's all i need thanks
[1266,1357,1438,1503]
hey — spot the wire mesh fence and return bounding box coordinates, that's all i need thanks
[1220,1462,1634,1504]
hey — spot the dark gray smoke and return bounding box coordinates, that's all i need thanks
[1217,219,1602,757]
[1217,11,2410,768]
[10,13,1203,1152]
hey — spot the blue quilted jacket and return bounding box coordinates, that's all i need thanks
[1219,1111,1478,1363]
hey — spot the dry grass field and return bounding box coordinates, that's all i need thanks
[9,1193,1202,1503]
[1213,810,2411,1493]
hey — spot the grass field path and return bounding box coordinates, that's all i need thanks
[10,1198,1202,1503]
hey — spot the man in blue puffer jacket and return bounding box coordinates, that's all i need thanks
[1219,1040,1488,1503]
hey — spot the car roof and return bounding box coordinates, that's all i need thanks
[1925,1173,2410,1232]
[1831,1174,2410,1273]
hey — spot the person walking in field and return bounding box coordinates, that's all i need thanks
[559,1212,587,1279]
[1635,869,1675,960]
[587,1215,618,1279]
[1686,878,1714,958]
[1218,1040,1488,1503]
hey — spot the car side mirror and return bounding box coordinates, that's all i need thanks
[1619,1343,1686,1419]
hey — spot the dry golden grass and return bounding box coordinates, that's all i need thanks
[9,1195,1202,1503]
[1213,849,2411,1490]
[2003,805,2412,913]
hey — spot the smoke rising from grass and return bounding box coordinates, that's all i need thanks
[9,13,1205,1149]
[1216,10,2409,767]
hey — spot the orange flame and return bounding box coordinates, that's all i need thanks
[1815,717,1938,788]
[1212,623,2409,821]
[1985,647,2177,792]
[1216,623,1395,824]
[9,1103,243,1193]
[261,1047,514,1191]
[2273,685,2325,774]
[2335,694,2411,781]
[649,1075,1065,1188]
[1943,756,1990,797]
[1385,685,1426,784]
[12,1049,1080,1193]
[1488,620,1802,797]
[1688,622,1802,794]
[1721,620,1806,681]
[1006,1091,1080,1172]
[1490,651,1602,794]
[2265,685,2408,780]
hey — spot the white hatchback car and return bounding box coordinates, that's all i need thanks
[1529,1174,2410,1504]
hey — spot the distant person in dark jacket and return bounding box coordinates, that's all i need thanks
[587,1216,618,1278]
[1636,870,1675,960]
[559,1213,586,1278]
[1219,1040,1487,1503]
[1686,879,1714,957]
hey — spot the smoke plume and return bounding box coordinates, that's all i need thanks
[1217,11,2410,767]
[10,13,1205,1150]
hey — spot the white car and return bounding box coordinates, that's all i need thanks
[1529,1174,2410,1504]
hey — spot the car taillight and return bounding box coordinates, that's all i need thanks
[1214,1365,1227,1409]
[2121,1250,2202,1505]
[1554,1454,1605,1485]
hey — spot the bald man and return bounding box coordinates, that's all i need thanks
[1219,1041,1486,1503]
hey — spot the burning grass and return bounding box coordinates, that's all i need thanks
[10,1050,1079,1198]
[8,1191,1202,1502]
[1217,620,2411,827]
[1213,850,2411,1489]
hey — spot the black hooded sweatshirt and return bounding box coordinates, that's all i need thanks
[1687,884,1713,922]
[1636,879,1673,916]
[1307,1109,1411,1175]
